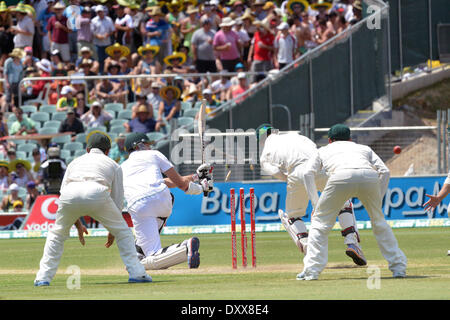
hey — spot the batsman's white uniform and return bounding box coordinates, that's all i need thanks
[301,141,407,277]
[121,149,201,270]
[35,148,148,283]
[260,133,361,248]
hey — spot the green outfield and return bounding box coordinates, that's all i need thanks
[0,227,449,300]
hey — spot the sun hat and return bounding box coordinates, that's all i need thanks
[219,17,235,28]
[277,22,289,30]
[237,72,246,79]
[80,46,92,53]
[9,183,19,192]
[137,44,160,57]
[310,0,333,11]
[36,59,51,73]
[91,101,102,108]
[286,0,309,15]
[9,48,24,59]
[105,43,130,57]
[13,200,24,209]
[0,1,8,12]
[160,85,181,100]
[136,104,149,113]
[163,52,186,66]
[27,181,36,189]
[53,2,66,10]
[10,159,32,172]
[61,85,75,95]
[202,88,212,95]
[0,160,9,172]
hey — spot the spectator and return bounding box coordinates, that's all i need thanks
[37,0,55,59]
[58,107,85,140]
[135,44,162,74]
[91,5,116,73]
[38,145,66,194]
[30,147,42,180]
[26,58,51,102]
[64,0,82,62]
[202,88,219,115]
[158,85,181,123]
[124,104,158,133]
[12,199,24,212]
[25,180,41,210]
[81,101,113,128]
[3,48,24,111]
[7,148,16,162]
[104,42,130,75]
[231,72,249,103]
[47,2,71,62]
[11,3,35,49]
[0,1,14,66]
[191,16,216,73]
[74,91,89,118]
[113,3,133,46]
[210,71,232,102]
[230,62,245,86]
[9,107,37,136]
[147,81,163,113]
[163,51,187,74]
[213,17,241,72]
[0,160,10,193]
[274,22,298,70]
[109,133,127,164]
[76,47,100,73]
[9,159,34,188]
[252,0,267,21]
[233,18,251,64]
[2,183,23,211]
[248,20,275,82]
[180,5,200,53]
[0,112,9,138]
[76,6,95,59]
[143,6,172,65]
[56,85,77,111]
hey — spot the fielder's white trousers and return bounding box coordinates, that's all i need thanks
[302,169,407,276]
[128,188,173,257]
[35,199,148,283]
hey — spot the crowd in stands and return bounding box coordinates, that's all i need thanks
[0,0,362,212]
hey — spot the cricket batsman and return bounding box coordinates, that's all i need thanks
[257,124,366,266]
[298,124,407,280]
[106,132,213,270]
[35,131,152,286]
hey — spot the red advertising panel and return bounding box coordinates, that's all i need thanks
[22,195,133,230]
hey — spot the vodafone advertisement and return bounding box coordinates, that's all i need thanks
[21,195,133,231]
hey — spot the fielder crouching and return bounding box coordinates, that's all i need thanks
[108,132,213,270]
[35,131,152,286]
[257,124,366,266]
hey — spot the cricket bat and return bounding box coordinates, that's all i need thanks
[198,99,208,197]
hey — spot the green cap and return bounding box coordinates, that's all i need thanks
[125,132,150,152]
[86,131,111,152]
[255,123,273,141]
[328,124,351,141]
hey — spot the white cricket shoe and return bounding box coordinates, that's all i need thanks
[296,271,318,281]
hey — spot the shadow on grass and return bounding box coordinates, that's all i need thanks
[93,279,175,285]
[334,275,432,281]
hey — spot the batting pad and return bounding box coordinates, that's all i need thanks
[140,241,188,270]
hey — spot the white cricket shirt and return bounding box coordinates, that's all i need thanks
[120,150,173,208]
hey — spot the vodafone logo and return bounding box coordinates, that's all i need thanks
[41,197,60,221]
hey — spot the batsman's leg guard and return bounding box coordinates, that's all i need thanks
[140,237,200,270]
[279,210,309,254]
[337,200,360,245]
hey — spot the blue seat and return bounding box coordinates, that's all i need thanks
[44,120,61,128]
[63,142,84,155]
[30,111,50,123]
[146,132,165,142]
[59,149,71,160]
[117,110,132,120]
[74,149,87,157]
[183,108,200,118]
[51,112,67,122]
[87,126,107,134]
[105,103,124,117]
[17,143,38,154]
[39,105,57,114]
[75,133,87,146]
[39,127,58,135]
[51,134,72,145]
[110,119,128,127]
[177,117,194,127]
[21,105,37,114]
[109,125,126,134]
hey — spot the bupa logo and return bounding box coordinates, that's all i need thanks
[41,197,60,221]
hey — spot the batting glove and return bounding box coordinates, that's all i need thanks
[194,163,213,181]
[200,178,214,195]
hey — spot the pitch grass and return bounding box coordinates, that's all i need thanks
[0,227,449,300]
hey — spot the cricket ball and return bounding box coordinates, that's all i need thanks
[393,145,402,154]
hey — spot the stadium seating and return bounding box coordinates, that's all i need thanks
[21,105,37,114]
[62,142,84,155]
[105,103,123,118]
[147,132,165,142]
[59,149,70,160]
[110,119,128,127]
[75,133,87,146]
[87,126,107,134]
[13,139,28,145]
[51,112,67,122]
[74,149,86,157]
[43,120,61,128]
[25,83,50,105]
[126,102,135,109]
[183,108,199,118]
[15,151,26,159]
[51,134,72,145]
[30,112,50,125]
[117,110,132,120]
[109,125,126,134]
[177,117,194,127]
[39,105,57,114]
[38,127,58,135]
[17,143,38,154]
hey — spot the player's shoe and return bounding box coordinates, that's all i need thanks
[393,271,406,278]
[128,274,152,283]
[296,271,318,281]
[345,243,367,266]
[34,280,50,287]
[187,237,200,269]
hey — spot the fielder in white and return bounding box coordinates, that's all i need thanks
[107,132,213,270]
[298,124,407,280]
[257,124,367,265]
[35,132,152,286]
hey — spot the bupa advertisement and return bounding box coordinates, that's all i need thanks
[169,176,449,227]
[21,176,449,230]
